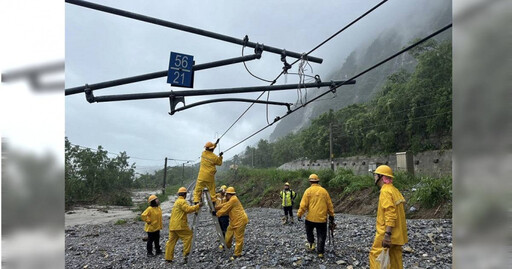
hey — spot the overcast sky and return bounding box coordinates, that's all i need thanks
[65,0,449,172]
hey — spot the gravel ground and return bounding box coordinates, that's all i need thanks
[65,207,452,268]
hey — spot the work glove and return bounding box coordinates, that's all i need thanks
[297,216,302,222]
[329,215,335,223]
[219,152,224,157]
[215,138,220,145]
[211,210,217,216]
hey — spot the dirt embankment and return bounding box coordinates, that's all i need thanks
[253,187,451,219]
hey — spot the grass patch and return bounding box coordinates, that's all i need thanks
[410,176,452,208]
[114,219,127,225]
[328,169,374,195]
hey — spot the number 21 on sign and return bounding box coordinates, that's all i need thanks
[167,52,194,88]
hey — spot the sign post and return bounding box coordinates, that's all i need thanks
[167,52,194,88]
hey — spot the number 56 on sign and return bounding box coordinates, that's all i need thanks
[167,52,194,88]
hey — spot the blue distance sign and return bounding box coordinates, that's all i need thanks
[167,52,194,88]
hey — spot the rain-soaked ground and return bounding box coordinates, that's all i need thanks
[65,196,452,269]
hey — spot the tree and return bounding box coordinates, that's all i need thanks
[65,137,135,206]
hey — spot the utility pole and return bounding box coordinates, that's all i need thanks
[182,162,185,186]
[329,123,334,171]
[252,148,254,168]
[234,157,238,181]
[162,157,168,194]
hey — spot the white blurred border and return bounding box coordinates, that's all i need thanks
[453,0,511,268]
[1,0,64,268]
[1,0,511,268]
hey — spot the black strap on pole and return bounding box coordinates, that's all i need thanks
[65,0,322,64]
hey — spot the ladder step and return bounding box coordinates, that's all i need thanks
[187,187,226,264]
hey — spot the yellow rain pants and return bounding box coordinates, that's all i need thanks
[165,229,193,261]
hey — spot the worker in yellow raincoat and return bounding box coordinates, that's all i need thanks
[141,194,163,257]
[215,185,230,237]
[165,187,202,264]
[297,174,335,258]
[369,165,408,269]
[216,187,249,260]
[193,140,223,204]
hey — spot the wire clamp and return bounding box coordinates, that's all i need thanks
[286,104,292,114]
[329,81,337,93]
[281,50,291,74]
[84,84,95,103]
[254,43,264,55]
[243,35,249,47]
[314,75,322,84]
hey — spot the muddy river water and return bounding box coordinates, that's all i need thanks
[65,189,176,227]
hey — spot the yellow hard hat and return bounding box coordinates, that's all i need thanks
[204,141,216,149]
[221,185,227,190]
[374,165,394,178]
[148,194,158,203]
[284,182,290,186]
[309,174,320,182]
[177,187,187,193]
[225,187,236,194]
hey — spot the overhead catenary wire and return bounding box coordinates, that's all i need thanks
[222,23,452,154]
[270,0,389,85]
[242,45,275,84]
[217,0,389,141]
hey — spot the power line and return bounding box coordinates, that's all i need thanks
[242,45,274,83]
[271,0,389,84]
[222,23,452,153]
[218,0,388,141]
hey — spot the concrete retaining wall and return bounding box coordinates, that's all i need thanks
[278,150,452,177]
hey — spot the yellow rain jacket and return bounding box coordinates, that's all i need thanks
[375,183,408,245]
[215,193,228,211]
[141,206,163,232]
[169,197,200,231]
[279,189,296,207]
[197,150,223,182]
[216,195,248,228]
[297,183,334,223]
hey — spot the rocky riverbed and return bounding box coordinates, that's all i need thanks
[65,207,452,268]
